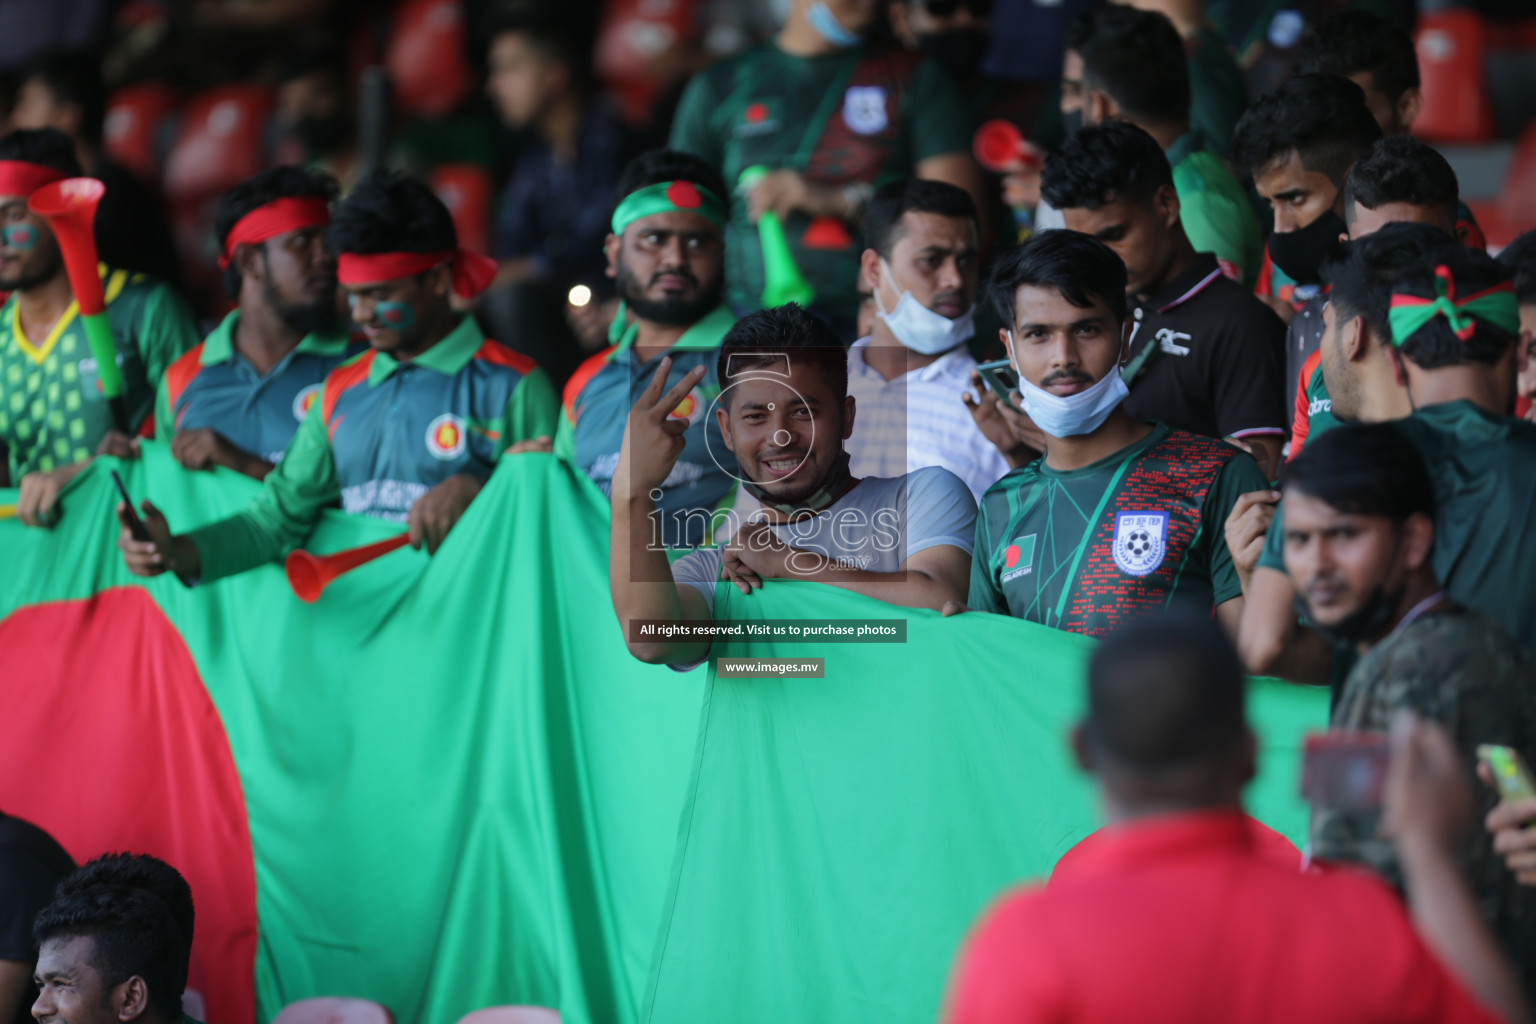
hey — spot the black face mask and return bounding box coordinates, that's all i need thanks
[1061,108,1083,140]
[1294,584,1405,649]
[918,28,990,82]
[1267,208,1347,285]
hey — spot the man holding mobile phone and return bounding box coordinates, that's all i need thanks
[1283,422,1536,991]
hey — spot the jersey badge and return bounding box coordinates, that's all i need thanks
[426,413,467,460]
[842,86,889,135]
[1112,511,1168,577]
[293,383,322,421]
[1000,534,1037,584]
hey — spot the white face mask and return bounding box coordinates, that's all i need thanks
[1007,330,1128,438]
[874,260,975,355]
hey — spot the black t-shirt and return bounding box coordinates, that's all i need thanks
[0,813,74,1024]
[1122,253,1288,442]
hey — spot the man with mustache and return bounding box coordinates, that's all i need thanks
[116,171,559,581]
[950,230,1267,639]
[609,302,977,669]
[1283,422,1536,991]
[95,166,364,482]
[556,150,739,549]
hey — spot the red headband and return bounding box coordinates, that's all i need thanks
[219,196,331,268]
[335,248,498,299]
[0,161,67,199]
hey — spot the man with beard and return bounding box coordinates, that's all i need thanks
[556,151,739,548]
[1,129,199,523]
[97,167,362,481]
[1284,423,1536,993]
[609,303,976,669]
[115,171,559,579]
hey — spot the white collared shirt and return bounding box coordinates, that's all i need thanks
[845,337,1011,502]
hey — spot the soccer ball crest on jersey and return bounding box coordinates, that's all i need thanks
[1113,510,1167,577]
[842,86,889,135]
[425,413,467,460]
[292,384,323,422]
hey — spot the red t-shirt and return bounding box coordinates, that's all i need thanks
[945,810,1499,1024]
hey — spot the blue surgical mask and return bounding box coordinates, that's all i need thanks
[1007,330,1128,437]
[807,1,863,48]
[874,260,974,355]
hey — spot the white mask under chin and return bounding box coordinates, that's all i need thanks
[1007,330,1129,437]
[875,260,975,355]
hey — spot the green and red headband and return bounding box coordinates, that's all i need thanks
[336,247,499,299]
[611,180,726,236]
[1387,264,1520,346]
[219,196,331,269]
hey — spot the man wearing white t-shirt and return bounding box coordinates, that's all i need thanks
[609,303,977,668]
[845,179,1011,501]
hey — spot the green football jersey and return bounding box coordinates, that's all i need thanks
[669,42,971,330]
[1261,400,1536,652]
[970,423,1267,638]
[0,266,198,476]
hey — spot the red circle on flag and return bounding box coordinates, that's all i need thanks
[667,181,703,209]
[435,421,461,449]
[1004,544,1021,568]
[745,102,768,123]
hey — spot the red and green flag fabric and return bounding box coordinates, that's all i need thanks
[0,448,1326,1024]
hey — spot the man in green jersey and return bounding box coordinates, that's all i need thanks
[1076,6,1262,286]
[117,171,559,582]
[0,129,199,517]
[947,230,1268,639]
[667,0,982,338]
[1235,225,1536,680]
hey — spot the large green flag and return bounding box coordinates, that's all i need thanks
[0,447,1327,1024]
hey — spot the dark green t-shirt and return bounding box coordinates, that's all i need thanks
[668,42,971,330]
[1262,400,1536,652]
[969,422,1267,637]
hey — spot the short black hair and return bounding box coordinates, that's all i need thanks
[1497,229,1536,306]
[1322,220,1446,349]
[1296,10,1419,104]
[216,165,339,296]
[613,148,728,211]
[1284,422,1435,523]
[1233,74,1383,186]
[0,127,84,179]
[1078,6,1190,127]
[1391,234,1517,368]
[21,50,107,145]
[1343,135,1459,229]
[481,2,592,89]
[1064,9,1098,54]
[987,230,1128,326]
[1042,120,1173,212]
[55,854,195,951]
[717,304,847,405]
[34,884,187,1020]
[1086,607,1247,772]
[862,178,977,260]
[328,170,456,256]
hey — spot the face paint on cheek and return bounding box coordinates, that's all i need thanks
[3,223,37,251]
[374,301,417,330]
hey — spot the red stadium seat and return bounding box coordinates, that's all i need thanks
[385,0,474,119]
[428,164,493,256]
[162,85,273,204]
[1498,120,1536,245]
[272,998,395,1024]
[455,1008,560,1024]
[595,0,704,125]
[103,81,179,185]
[1413,9,1497,143]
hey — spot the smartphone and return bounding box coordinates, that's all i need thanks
[1301,731,1390,814]
[976,358,1021,413]
[1478,744,1536,802]
[111,470,151,542]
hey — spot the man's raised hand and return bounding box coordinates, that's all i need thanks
[613,357,706,502]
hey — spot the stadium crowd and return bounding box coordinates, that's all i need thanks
[6,0,1536,1022]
